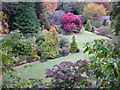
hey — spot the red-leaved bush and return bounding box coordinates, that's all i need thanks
[62,13,82,33]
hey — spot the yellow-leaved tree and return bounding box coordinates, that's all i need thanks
[83,3,107,21]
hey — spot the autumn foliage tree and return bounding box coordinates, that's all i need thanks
[41,27,60,59]
[83,3,106,22]
[83,3,107,21]
[0,13,9,35]
[43,0,58,13]
[95,0,112,12]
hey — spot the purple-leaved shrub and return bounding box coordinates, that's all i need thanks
[49,10,65,25]
[45,60,92,88]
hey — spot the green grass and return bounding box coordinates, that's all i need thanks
[10,31,108,82]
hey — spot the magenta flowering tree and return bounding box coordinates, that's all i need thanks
[62,13,82,33]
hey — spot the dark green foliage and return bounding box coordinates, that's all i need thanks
[110,1,120,36]
[9,2,40,36]
[90,26,94,32]
[70,36,79,53]
[71,2,84,15]
[2,2,18,17]
[1,31,35,56]
[85,20,92,31]
[83,39,120,88]
[72,27,81,33]
[102,19,108,26]
[35,31,46,53]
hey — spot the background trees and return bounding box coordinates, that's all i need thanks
[84,3,106,17]
[43,0,58,13]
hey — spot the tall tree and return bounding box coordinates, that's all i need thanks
[110,1,120,36]
[9,2,40,36]
[71,2,87,15]
[43,0,58,13]
[110,1,120,46]
[35,2,50,30]
[84,3,107,17]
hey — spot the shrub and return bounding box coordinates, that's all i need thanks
[58,47,70,57]
[62,13,82,33]
[96,26,111,38]
[83,39,120,88]
[1,31,36,56]
[85,20,92,31]
[59,35,69,48]
[49,10,65,25]
[9,2,40,36]
[41,27,60,59]
[70,36,79,53]
[35,31,46,55]
[92,21,102,28]
[90,26,95,32]
[46,60,92,88]
[102,19,109,26]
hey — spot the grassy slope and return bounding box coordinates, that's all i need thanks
[11,31,108,82]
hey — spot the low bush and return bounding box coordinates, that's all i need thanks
[92,20,103,28]
[59,35,69,48]
[58,47,70,57]
[1,31,36,56]
[95,26,112,38]
[46,60,92,88]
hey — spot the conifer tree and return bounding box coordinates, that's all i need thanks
[110,1,120,36]
[41,28,60,59]
[85,20,92,31]
[70,36,79,53]
[9,2,40,36]
[110,1,120,46]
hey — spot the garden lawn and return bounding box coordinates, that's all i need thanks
[10,31,108,82]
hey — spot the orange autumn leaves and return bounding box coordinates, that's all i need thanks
[42,27,56,34]
[0,13,9,35]
[42,27,60,45]
[43,0,58,13]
